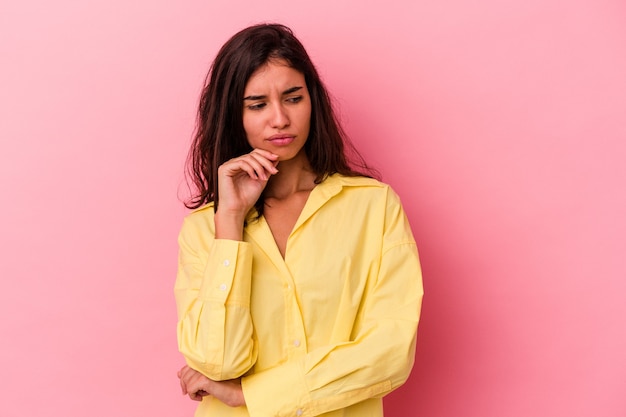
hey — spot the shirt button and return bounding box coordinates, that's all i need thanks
[219,284,227,291]
[223,259,230,267]
[296,409,303,416]
[293,339,301,347]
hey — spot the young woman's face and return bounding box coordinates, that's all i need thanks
[242,60,311,162]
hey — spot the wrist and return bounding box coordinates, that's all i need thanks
[214,209,246,241]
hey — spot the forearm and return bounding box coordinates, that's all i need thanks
[176,225,257,380]
[242,316,419,416]
[243,242,423,416]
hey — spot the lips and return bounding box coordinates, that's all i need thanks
[267,134,295,146]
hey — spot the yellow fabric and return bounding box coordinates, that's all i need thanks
[175,174,423,417]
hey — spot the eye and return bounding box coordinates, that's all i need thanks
[246,102,266,110]
[286,96,303,104]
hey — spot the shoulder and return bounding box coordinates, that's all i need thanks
[326,174,386,189]
[324,174,403,204]
[185,201,216,222]
[178,202,216,243]
[323,175,414,241]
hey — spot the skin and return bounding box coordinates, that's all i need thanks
[178,59,317,406]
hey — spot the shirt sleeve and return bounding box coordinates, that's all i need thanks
[242,188,424,417]
[175,214,258,381]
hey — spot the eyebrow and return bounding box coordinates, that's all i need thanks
[243,86,303,101]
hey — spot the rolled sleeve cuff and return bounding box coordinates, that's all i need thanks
[242,358,313,417]
[199,239,253,305]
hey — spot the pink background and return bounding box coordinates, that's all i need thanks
[1,1,625,416]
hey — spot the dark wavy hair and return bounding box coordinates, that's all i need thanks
[185,23,376,214]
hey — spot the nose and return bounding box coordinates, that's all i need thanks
[270,103,290,129]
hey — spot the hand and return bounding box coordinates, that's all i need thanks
[177,365,245,407]
[177,365,211,401]
[217,149,279,216]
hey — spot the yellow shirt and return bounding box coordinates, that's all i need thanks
[175,174,423,417]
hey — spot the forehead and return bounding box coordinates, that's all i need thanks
[244,59,306,92]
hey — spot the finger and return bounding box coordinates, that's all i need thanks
[180,375,187,395]
[221,159,263,180]
[250,148,280,169]
[178,367,184,393]
[186,376,210,401]
[250,148,279,161]
[180,365,197,383]
[190,389,210,401]
[249,151,279,175]
[189,392,205,401]
[238,156,270,180]
[179,366,194,394]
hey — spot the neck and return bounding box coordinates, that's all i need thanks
[265,152,317,200]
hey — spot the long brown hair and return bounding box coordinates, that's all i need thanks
[185,23,376,214]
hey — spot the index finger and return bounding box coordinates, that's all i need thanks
[250,148,279,161]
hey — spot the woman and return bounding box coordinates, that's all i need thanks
[175,23,423,417]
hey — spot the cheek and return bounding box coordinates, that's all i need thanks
[242,114,257,139]
[297,101,312,127]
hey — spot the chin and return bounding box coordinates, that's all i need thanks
[271,149,294,161]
